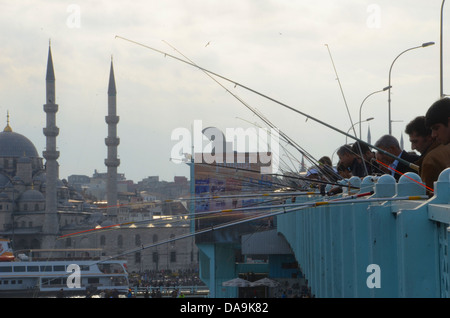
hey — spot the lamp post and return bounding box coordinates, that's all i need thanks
[359,86,391,139]
[388,42,435,134]
[346,117,374,143]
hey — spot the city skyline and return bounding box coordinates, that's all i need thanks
[0,1,445,182]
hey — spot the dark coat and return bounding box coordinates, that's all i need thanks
[416,142,450,190]
[350,158,367,178]
[392,151,420,181]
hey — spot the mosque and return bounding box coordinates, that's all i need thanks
[0,44,88,251]
[0,45,198,273]
[0,111,93,251]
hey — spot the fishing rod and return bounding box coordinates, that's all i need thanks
[325,44,355,136]
[191,159,302,191]
[376,159,434,193]
[192,163,306,191]
[239,117,335,183]
[89,191,427,265]
[58,193,292,240]
[115,36,419,172]
[325,44,368,176]
[109,191,291,218]
[68,187,391,243]
[61,183,374,242]
[161,40,329,183]
[170,190,322,201]
[195,163,344,193]
[235,100,338,182]
[193,160,360,190]
[47,190,426,285]
[171,156,306,192]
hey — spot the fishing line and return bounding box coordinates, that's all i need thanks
[89,190,426,265]
[325,44,368,176]
[115,36,418,173]
[194,160,359,190]
[336,141,385,178]
[325,44,356,137]
[58,191,306,240]
[161,40,326,183]
[176,156,291,192]
[193,164,303,191]
[61,178,366,242]
[90,186,372,240]
[60,160,352,240]
[192,159,304,191]
[375,159,434,193]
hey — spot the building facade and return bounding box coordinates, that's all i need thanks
[0,44,198,273]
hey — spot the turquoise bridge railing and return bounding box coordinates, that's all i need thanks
[277,168,450,298]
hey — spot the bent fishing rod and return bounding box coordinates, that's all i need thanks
[325,44,368,176]
[161,40,333,183]
[88,191,426,265]
[58,194,295,240]
[115,36,419,172]
[192,160,360,190]
[60,187,376,241]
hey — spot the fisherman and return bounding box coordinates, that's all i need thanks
[374,135,419,181]
[326,164,345,195]
[336,144,366,178]
[351,141,383,175]
[425,97,450,145]
[317,156,340,182]
[336,161,352,179]
[405,115,450,192]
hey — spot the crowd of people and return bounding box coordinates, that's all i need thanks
[128,269,206,289]
[307,97,450,196]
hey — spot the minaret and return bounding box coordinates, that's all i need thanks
[4,111,12,132]
[299,155,306,172]
[42,43,60,249]
[105,59,120,217]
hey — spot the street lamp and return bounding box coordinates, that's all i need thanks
[359,86,391,139]
[346,117,374,143]
[388,41,435,134]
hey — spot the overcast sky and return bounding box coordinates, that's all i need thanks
[0,0,446,182]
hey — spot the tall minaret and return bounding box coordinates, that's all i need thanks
[42,43,60,249]
[105,59,120,218]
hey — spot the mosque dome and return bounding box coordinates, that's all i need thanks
[12,176,24,184]
[0,128,39,158]
[18,189,45,202]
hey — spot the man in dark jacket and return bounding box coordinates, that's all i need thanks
[425,97,450,145]
[374,135,419,181]
[405,116,450,192]
[351,141,384,175]
[336,144,367,178]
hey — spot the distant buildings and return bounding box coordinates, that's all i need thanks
[68,172,189,204]
[0,44,197,274]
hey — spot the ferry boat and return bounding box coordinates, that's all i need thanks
[0,239,129,297]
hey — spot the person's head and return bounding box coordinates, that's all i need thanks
[351,141,373,161]
[405,116,433,154]
[374,135,401,165]
[336,144,355,167]
[306,168,319,180]
[318,156,332,167]
[337,161,352,178]
[425,98,450,145]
